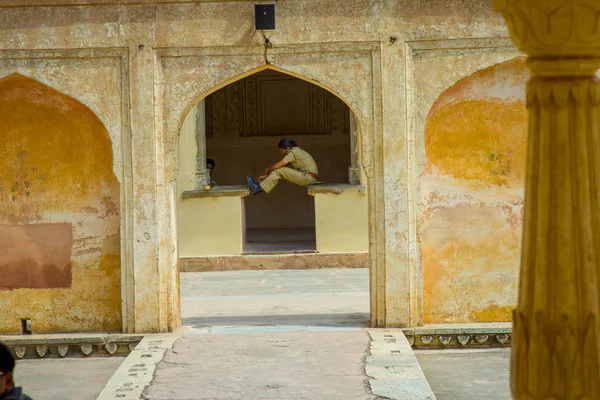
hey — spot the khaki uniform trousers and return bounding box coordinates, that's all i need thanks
[260,167,317,193]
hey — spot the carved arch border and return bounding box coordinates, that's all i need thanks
[0,48,135,332]
[154,42,389,326]
[404,37,522,324]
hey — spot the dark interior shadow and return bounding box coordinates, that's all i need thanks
[181,313,370,328]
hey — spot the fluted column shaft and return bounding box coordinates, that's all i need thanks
[513,62,600,399]
[494,1,600,398]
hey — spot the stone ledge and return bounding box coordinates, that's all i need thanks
[366,329,436,400]
[402,323,512,349]
[182,185,250,198]
[307,183,366,195]
[0,333,144,359]
[180,252,369,272]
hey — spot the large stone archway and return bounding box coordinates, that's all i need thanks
[154,43,400,328]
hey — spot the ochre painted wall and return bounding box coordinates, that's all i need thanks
[421,58,528,323]
[0,74,121,333]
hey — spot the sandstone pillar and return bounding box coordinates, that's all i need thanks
[194,100,211,188]
[349,113,360,184]
[494,0,600,398]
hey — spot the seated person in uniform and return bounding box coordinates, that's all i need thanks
[206,158,217,186]
[247,138,318,196]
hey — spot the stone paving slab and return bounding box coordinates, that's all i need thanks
[96,335,177,400]
[416,348,510,400]
[366,329,436,400]
[143,330,379,400]
[15,357,123,400]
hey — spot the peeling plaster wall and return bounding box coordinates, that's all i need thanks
[0,74,121,333]
[0,0,517,331]
[421,58,528,323]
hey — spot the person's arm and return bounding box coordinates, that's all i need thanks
[265,158,290,175]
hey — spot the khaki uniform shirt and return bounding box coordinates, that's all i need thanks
[282,147,319,175]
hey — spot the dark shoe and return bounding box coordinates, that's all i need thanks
[247,175,262,196]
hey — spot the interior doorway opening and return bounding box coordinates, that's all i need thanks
[176,66,370,333]
[198,69,354,254]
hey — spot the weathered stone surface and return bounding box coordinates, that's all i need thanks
[366,329,435,399]
[420,336,434,345]
[474,335,489,344]
[181,252,369,272]
[13,346,26,359]
[80,344,93,356]
[439,335,451,346]
[35,345,48,358]
[370,379,436,400]
[457,335,470,346]
[496,334,509,344]
[105,343,118,355]
[57,345,69,357]
[0,0,517,334]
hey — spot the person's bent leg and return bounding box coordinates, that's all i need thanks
[277,167,315,186]
[259,170,283,193]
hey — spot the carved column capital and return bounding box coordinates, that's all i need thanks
[494,0,600,73]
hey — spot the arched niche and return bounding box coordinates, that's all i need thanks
[420,57,528,323]
[0,74,121,333]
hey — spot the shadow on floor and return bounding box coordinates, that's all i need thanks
[181,312,370,328]
[245,228,317,254]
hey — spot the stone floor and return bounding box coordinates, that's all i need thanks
[12,270,513,400]
[416,349,511,400]
[15,357,124,400]
[179,269,370,332]
[144,331,379,400]
[142,269,379,399]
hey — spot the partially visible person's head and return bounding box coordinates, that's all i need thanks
[0,342,15,397]
[206,158,215,171]
[278,139,298,155]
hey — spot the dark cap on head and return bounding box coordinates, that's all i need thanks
[0,342,15,374]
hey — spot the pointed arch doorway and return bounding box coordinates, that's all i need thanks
[175,65,370,329]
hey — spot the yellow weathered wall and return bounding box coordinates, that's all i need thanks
[0,74,121,333]
[176,103,246,257]
[0,0,516,329]
[178,197,245,257]
[421,58,528,323]
[313,191,369,253]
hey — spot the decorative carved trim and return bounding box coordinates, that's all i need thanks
[35,345,48,358]
[80,344,93,356]
[439,335,451,346]
[457,335,470,346]
[205,71,348,138]
[13,346,26,359]
[57,345,68,357]
[493,0,600,58]
[410,333,511,348]
[105,343,118,355]
[3,334,143,359]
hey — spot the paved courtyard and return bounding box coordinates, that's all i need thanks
[15,357,124,400]
[179,269,370,332]
[416,349,511,400]
[11,270,512,400]
[144,330,379,400]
